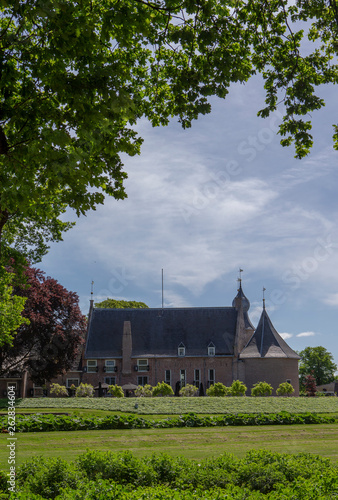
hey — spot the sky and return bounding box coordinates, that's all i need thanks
[39,73,338,371]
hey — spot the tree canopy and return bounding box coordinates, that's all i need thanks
[1,1,338,261]
[299,346,337,387]
[94,298,148,309]
[0,265,86,384]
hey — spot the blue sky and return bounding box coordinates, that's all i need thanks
[39,74,338,370]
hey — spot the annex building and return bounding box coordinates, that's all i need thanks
[59,282,300,397]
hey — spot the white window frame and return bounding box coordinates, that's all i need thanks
[208,346,215,356]
[178,346,185,357]
[87,360,97,373]
[137,359,148,372]
[180,369,186,387]
[165,370,171,386]
[208,369,215,386]
[105,360,116,373]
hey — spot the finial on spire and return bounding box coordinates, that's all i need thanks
[262,287,266,310]
[237,268,243,289]
[91,280,94,298]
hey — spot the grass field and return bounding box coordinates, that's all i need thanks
[1,397,337,472]
[0,423,337,468]
[4,396,338,415]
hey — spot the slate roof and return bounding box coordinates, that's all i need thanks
[240,308,300,359]
[85,307,238,359]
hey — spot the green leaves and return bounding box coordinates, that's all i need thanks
[0,267,29,347]
[1,0,338,263]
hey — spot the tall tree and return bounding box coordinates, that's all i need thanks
[299,346,337,387]
[1,1,338,260]
[95,298,148,309]
[0,265,86,384]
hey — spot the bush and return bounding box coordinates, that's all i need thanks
[108,385,124,398]
[16,456,83,499]
[276,382,295,396]
[251,382,273,397]
[49,383,68,398]
[153,382,174,397]
[135,384,153,397]
[75,383,94,398]
[76,450,157,486]
[179,384,199,397]
[206,382,230,397]
[230,380,247,396]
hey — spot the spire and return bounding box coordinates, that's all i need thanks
[262,287,266,310]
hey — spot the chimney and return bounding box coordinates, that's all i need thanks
[122,321,132,374]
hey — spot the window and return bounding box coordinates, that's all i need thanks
[87,360,97,373]
[208,369,215,387]
[180,369,186,387]
[137,359,148,372]
[105,360,116,372]
[66,379,79,388]
[286,379,291,384]
[165,370,171,386]
[105,377,116,385]
[194,369,200,388]
[138,376,148,386]
[208,343,215,356]
[178,343,185,357]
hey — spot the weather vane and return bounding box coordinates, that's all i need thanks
[263,287,266,309]
[91,280,94,298]
[238,268,243,283]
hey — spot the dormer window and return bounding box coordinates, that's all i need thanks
[178,343,185,357]
[208,342,215,356]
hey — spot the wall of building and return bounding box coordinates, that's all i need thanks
[243,358,299,396]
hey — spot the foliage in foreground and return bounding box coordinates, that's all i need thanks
[1,449,337,499]
[0,411,335,434]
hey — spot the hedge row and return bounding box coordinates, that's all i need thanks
[0,411,335,433]
[1,449,337,499]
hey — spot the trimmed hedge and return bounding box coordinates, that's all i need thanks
[0,411,335,433]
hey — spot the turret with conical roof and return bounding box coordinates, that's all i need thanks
[240,305,300,359]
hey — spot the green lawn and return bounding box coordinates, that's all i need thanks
[0,423,337,468]
[4,396,338,415]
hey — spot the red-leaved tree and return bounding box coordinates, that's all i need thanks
[0,266,86,384]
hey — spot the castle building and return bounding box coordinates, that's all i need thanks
[60,282,300,396]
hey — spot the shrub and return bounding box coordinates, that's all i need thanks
[206,382,230,397]
[179,384,199,397]
[75,383,94,398]
[251,382,273,397]
[230,380,247,396]
[276,382,295,396]
[303,374,317,397]
[108,385,124,398]
[153,382,174,397]
[49,383,68,398]
[16,456,83,499]
[135,384,153,397]
[76,450,157,486]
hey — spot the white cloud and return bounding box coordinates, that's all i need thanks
[323,293,338,307]
[296,331,316,338]
[280,333,293,340]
